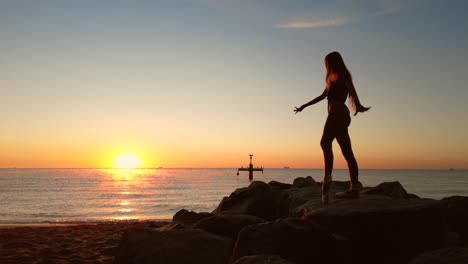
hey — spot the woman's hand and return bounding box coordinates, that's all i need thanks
[294,106,304,114]
[354,105,371,116]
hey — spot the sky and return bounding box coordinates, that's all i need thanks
[1,0,467,169]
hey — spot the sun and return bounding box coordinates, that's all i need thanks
[114,153,141,169]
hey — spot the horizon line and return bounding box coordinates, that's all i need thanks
[0,167,465,171]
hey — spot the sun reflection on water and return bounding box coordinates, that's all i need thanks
[107,169,146,184]
[119,201,130,206]
[101,168,151,221]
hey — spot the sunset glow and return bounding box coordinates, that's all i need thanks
[114,154,141,169]
[0,1,467,169]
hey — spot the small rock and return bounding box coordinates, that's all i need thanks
[172,209,213,226]
[292,176,316,188]
[361,181,414,198]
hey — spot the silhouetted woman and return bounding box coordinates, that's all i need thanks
[294,51,370,203]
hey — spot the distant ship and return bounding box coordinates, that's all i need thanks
[283,166,290,169]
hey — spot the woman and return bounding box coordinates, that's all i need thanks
[294,51,370,204]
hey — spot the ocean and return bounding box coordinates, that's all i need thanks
[0,168,467,224]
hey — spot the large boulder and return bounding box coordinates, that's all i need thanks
[232,218,347,264]
[233,254,296,264]
[172,209,213,226]
[271,179,367,218]
[114,228,233,264]
[441,196,468,244]
[194,213,265,240]
[409,247,468,264]
[361,181,418,199]
[212,181,287,220]
[304,195,446,264]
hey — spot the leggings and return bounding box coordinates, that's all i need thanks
[320,104,359,184]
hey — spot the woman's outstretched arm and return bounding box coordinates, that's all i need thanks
[294,89,327,114]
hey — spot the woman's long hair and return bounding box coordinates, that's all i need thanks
[325,51,359,113]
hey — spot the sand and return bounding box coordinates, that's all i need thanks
[0,221,168,264]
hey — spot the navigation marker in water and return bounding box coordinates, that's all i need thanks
[237,154,263,181]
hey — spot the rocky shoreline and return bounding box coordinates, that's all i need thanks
[114,177,468,264]
[1,177,467,263]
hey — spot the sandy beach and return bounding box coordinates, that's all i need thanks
[0,221,166,264]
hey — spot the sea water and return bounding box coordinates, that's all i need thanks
[0,168,467,224]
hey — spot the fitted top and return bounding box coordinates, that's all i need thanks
[326,79,349,104]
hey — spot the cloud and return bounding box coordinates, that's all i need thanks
[276,0,416,29]
[192,0,420,30]
[277,16,355,29]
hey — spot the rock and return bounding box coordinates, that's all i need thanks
[213,181,287,220]
[268,181,293,190]
[407,193,421,199]
[292,176,316,188]
[172,209,213,226]
[148,221,169,228]
[114,227,233,264]
[409,247,468,264]
[232,218,346,264]
[441,196,468,244]
[332,180,363,193]
[304,195,445,264]
[233,254,296,264]
[281,186,321,217]
[156,222,185,231]
[361,181,417,199]
[194,213,265,240]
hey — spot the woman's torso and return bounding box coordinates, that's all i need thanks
[327,79,350,115]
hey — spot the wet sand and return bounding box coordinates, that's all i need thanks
[0,221,168,264]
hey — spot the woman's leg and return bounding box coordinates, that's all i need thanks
[320,130,335,203]
[320,115,339,204]
[336,128,359,186]
[320,117,336,179]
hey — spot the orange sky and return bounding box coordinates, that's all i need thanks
[1,1,468,169]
